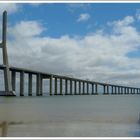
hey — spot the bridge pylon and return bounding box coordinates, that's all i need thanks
[0,11,15,96]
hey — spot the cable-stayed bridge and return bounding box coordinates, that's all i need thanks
[0,11,140,96]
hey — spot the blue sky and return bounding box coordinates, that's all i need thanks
[7,3,140,37]
[1,3,140,87]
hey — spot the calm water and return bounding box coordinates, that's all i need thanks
[0,95,140,137]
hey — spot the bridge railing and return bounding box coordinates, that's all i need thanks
[0,65,140,96]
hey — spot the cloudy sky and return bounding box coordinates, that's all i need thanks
[1,3,140,87]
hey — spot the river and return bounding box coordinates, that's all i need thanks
[0,95,140,137]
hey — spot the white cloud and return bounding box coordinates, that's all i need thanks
[1,14,140,88]
[77,13,90,22]
[11,21,45,37]
[108,16,134,27]
[0,3,19,14]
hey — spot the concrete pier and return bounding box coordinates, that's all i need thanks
[137,89,139,94]
[92,84,94,95]
[83,82,85,95]
[95,84,98,95]
[104,85,109,95]
[118,87,121,94]
[79,81,81,95]
[74,80,77,95]
[70,80,72,95]
[111,86,114,94]
[50,75,53,96]
[20,71,24,96]
[54,77,57,95]
[130,88,133,94]
[65,79,68,95]
[11,71,16,91]
[114,86,117,94]
[36,74,41,96]
[121,87,123,94]
[60,78,63,95]
[28,73,32,96]
[132,88,135,94]
[86,83,89,95]
[107,86,109,94]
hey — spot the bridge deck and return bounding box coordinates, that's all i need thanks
[0,64,138,89]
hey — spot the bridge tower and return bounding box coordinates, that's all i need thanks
[0,11,15,96]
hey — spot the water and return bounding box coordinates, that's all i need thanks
[0,95,140,137]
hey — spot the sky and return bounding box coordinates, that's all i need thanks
[1,3,140,88]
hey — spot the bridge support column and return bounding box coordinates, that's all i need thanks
[40,76,43,96]
[49,75,53,96]
[116,87,119,94]
[79,81,81,95]
[65,79,68,95]
[74,80,77,95]
[130,88,131,94]
[138,89,140,94]
[11,71,16,92]
[92,84,94,95]
[54,77,57,95]
[118,87,120,94]
[134,88,136,94]
[60,78,63,95]
[103,85,108,95]
[114,86,117,94]
[111,86,114,94]
[125,88,127,94]
[130,88,133,94]
[95,84,98,94]
[134,89,136,94]
[127,88,129,94]
[28,73,32,96]
[124,87,126,94]
[118,87,121,94]
[121,87,123,94]
[137,89,139,94]
[107,85,109,94]
[83,82,85,95]
[87,83,89,95]
[136,89,138,94]
[132,88,135,94]
[132,88,134,94]
[70,80,72,95]
[20,71,24,96]
[103,85,105,95]
[36,74,41,96]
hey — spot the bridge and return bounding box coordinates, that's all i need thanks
[0,11,140,96]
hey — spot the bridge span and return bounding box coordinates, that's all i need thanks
[0,11,140,96]
[0,64,140,96]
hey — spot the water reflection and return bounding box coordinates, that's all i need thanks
[0,121,8,137]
